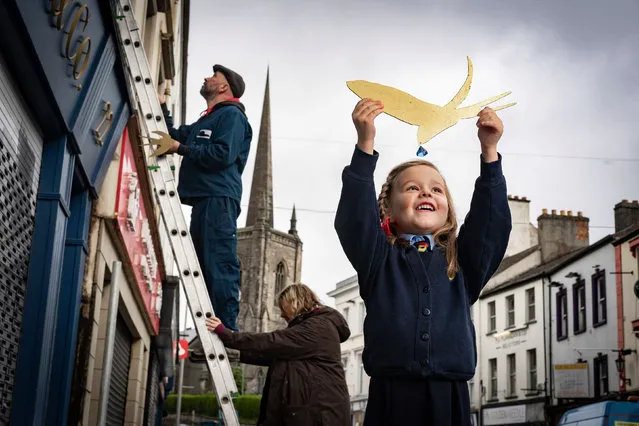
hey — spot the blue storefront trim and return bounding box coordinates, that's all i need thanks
[12,136,75,425]
[0,0,131,424]
[46,190,92,425]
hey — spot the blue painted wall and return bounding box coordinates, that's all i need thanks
[0,0,132,424]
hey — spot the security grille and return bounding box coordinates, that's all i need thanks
[143,350,160,426]
[0,53,42,423]
[106,314,132,425]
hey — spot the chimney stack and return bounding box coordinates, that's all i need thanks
[537,209,589,263]
[505,195,537,256]
[614,200,639,232]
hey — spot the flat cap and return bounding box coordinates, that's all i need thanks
[213,64,245,98]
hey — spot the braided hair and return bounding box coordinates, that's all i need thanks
[378,160,459,280]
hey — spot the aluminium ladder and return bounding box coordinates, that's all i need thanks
[109,1,240,424]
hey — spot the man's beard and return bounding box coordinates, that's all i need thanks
[200,83,215,99]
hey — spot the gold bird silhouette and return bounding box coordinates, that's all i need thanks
[141,130,175,157]
[346,57,516,144]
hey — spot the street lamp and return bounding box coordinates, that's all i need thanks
[615,349,636,387]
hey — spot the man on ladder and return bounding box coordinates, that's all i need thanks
[160,64,252,352]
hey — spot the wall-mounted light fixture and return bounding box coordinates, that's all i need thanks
[614,348,637,387]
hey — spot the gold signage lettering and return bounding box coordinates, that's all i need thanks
[50,0,72,30]
[47,2,93,82]
[93,102,114,146]
[64,4,91,80]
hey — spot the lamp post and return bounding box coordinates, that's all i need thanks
[615,349,636,390]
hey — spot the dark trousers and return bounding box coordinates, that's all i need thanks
[363,376,471,426]
[190,196,240,330]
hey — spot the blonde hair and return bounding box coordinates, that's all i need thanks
[378,160,459,279]
[278,284,322,318]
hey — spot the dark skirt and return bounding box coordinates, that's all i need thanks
[363,376,470,426]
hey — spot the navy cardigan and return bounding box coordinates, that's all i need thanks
[334,147,511,381]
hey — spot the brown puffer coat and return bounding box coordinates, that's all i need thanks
[217,306,351,426]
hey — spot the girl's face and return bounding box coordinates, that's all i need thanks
[388,165,449,235]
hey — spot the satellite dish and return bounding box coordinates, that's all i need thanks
[634,280,639,299]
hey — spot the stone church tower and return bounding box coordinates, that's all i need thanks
[236,71,303,392]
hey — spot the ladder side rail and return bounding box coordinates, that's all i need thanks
[110,1,240,424]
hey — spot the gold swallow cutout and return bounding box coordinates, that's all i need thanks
[141,131,175,157]
[346,57,516,145]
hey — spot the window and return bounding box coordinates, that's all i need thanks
[238,260,243,302]
[526,288,536,322]
[275,262,286,300]
[489,358,498,400]
[468,379,475,400]
[592,269,607,326]
[527,349,537,392]
[506,295,515,328]
[573,279,586,334]
[556,288,568,340]
[357,352,365,394]
[507,354,517,397]
[359,302,366,333]
[488,301,496,333]
[343,306,350,327]
[342,356,348,371]
[594,354,609,397]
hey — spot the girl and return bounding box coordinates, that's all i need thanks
[206,284,351,426]
[334,99,512,425]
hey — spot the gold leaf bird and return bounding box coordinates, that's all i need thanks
[346,57,516,145]
[141,130,175,157]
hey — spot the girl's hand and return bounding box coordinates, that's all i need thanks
[206,317,222,331]
[476,107,503,162]
[352,98,384,154]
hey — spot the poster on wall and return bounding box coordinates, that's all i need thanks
[554,363,591,398]
[115,127,162,333]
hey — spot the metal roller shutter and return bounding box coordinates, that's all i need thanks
[106,314,133,425]
[143,351,160,426]
[0,53,42,423]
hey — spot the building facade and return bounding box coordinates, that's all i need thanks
[478,198,639,425]
[474,196,555,425]
[614,201,639,399]
[0,0,189,424]
[327,276,368,426]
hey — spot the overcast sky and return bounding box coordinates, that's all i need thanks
[181,0,639,306]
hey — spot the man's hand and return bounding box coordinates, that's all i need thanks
[142,130,180,157]
[158,91,165,104]
[476,107,503,162]
[206,317,223,331]
[166,140,180,154]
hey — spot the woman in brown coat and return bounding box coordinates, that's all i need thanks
[206,284,351,426]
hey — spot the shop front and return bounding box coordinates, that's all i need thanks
[0,1,130,424]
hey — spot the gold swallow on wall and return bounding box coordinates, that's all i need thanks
[347,57,516,146]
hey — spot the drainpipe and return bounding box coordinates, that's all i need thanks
[544,276,552,404]
[546,276,565,422]
[97,261,123,426]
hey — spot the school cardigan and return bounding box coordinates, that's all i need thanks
[162,102,252,204]
[334,146,511,381]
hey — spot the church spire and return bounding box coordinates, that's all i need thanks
[288,204,298,236]
[246,67,273,227]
